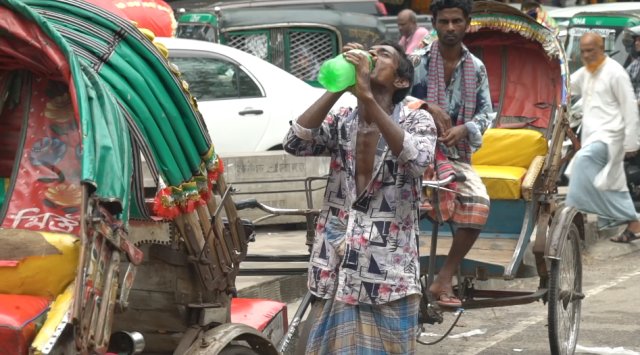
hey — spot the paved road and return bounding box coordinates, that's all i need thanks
[415,239,640,355]
[242,226,640,354]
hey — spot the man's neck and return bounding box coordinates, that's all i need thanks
[439,42,463,62]
[360,90,394,124]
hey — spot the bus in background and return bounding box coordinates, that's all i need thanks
[564,3,640,73]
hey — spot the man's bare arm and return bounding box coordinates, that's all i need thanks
[344,50,406,156]
[359,97,406,155]
[296,91,344,129]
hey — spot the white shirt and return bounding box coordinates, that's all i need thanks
[571,57,640,191]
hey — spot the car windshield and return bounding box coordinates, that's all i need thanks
[565,26,617,73]
[176,24,217,42]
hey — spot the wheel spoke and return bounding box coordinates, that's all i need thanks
[549,226,582,355]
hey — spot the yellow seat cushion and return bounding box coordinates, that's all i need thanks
[474,165,527,200]
[0,230,79,298]
[472,128,548,168]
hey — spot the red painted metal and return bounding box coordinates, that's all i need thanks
[230,298,287,332]
[0,294,50,355]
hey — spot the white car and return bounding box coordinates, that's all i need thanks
[156,37,354,155]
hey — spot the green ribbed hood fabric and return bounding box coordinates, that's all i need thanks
[1,0,218,223]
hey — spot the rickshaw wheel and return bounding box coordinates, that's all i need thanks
[219,344,260,355]
[547,222,582,355]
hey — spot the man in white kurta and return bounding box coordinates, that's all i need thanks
[567,33,640,242]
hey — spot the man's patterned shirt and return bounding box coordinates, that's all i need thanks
[283,104,436,305]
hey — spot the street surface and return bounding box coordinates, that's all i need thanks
[415,238,640,354]
[244,227,640,355]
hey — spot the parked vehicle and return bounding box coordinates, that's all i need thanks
[155,37,354,155]
[564,4,640,73]
[169,0,386,16]
[176,7,387,86]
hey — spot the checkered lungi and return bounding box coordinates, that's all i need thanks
[305,295,420,355]
[422,160,490,230]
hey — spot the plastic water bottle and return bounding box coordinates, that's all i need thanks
[317,49,373,93]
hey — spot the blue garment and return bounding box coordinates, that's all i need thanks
[566,141,638,228]
[305,294,420,355]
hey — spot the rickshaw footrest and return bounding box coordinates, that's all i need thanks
[463,288,547,309]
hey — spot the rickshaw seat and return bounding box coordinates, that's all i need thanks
[471,128,547,200]
[0,229,79,298]
[0,294,49,355]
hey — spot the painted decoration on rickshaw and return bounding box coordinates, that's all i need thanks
[2,78,82,235]
[469,14,561,59]
[465,14,569,130]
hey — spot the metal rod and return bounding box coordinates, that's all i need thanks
[244,254,310,262]
[426,187,441,290]
[238,268,308,276]
[462,289,547,309]
[427,221,439,290]
[213,184,233,219]
[277,291,314,353]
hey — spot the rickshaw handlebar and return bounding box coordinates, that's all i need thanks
[234,198,320,217]
[422,173,466,189]
[236,173,466,213]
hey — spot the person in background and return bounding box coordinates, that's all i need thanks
[410,0,493,308]
[567,32,640,243]
[293,45,321,82]
[521,0,558,34]
[283,40,436,354]
[623,26,640,105]
[397,9,429,54]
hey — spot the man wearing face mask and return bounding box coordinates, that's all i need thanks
[567,32,640,243]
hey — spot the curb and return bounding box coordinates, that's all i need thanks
[583,218,640,260]
[237,274,308,304]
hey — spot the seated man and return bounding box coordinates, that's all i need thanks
[411,0,494,308]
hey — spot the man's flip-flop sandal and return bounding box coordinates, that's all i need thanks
[610,229,640,243]
[434,292,462,308]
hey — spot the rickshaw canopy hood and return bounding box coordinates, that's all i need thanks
[0,0,223,224]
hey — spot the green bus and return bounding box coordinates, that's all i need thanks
[565,6,640,73]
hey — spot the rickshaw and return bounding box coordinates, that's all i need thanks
[0,0,284,353]
[176,7,387,87]
[214,3,584,355]
[417,2,583,354]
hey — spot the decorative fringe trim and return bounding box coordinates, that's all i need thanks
[469,15,561,59]
[152,145,224,219]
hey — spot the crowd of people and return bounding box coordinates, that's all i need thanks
[280,0,640,353]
